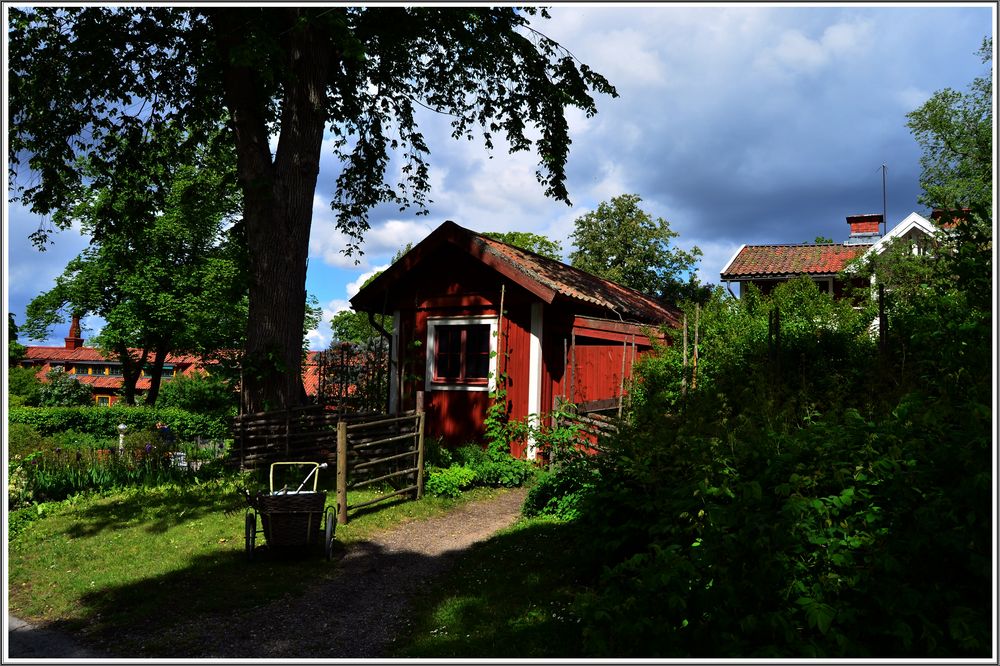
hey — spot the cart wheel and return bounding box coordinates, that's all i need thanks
[245,512,256,561]
[324,513,336,561]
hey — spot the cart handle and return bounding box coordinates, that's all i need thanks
[269,461,326,494]
[295,462,328,492]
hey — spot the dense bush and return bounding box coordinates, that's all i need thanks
[523,449,599,521]
[425,464,478,498]
[7,405,229,440]
[37,368,93,407]
[424,442,537,498]
[8,366,43,406]
[156,370,238,417]
[531,216,992,658]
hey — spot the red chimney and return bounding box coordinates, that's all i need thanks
[845,213,883,245]
[65,314,84,350]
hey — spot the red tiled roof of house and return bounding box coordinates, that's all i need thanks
[721,244,866,280]
[24,346,199,366]
[302,351,322,397]
[352,220,681,328]
[475,234,681,326]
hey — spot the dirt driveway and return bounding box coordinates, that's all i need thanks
[7,486,528,660]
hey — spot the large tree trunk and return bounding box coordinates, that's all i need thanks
[145,342,170,406]
[210,8,333,414]
[118,343,149,406]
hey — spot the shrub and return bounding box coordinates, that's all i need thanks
[156,370,238,417]
[473,457,535,488]
[425,464,477,498]
[423,437,453,468]
[523,450,599,521]
[37,369,93,407]
[8,366,42,406]
[7,405,230,441]
[8,423,51,458]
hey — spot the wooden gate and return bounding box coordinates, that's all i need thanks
[335,411,425,524]
[231,407,425,524]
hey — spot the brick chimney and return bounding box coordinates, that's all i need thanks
[64,314,84,350]
[845,213,883,245]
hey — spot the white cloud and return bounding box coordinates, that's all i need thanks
[587,28,668,87]
[306,328,329,350]
[363,221,434,256]
[696,240,744,287]
[754,19,874,78]
[346,263,391,298]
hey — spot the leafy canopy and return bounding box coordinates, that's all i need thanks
[569,194,706,303]
[905,37,992,213]
[483,231,564,261]
[21,126,248,405]
[9,7,617,411]
[9,7,617,250]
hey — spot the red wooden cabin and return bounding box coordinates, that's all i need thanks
[350,220,682,458]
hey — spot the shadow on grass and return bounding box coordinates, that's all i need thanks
[38,530,541,659]
[391,519,594,659]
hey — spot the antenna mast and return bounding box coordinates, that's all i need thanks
[881,163,887,235]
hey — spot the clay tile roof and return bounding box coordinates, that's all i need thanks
[351,220,681,328]
[302,351,322,397]
[24,346,109,362]
[73,375,127,389]
[24,345,200,366]
[721,244,866,280]
[474,231,681,327]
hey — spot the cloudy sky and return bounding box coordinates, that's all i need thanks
[5,3,994,349]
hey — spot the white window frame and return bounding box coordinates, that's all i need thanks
[425,316,499,392]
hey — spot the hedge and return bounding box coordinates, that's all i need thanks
[7,406,230,441]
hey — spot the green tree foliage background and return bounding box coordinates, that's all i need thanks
[569,194,708,303]
[21,128,247,406]
[906,37,992,213]
[483,230,564,261]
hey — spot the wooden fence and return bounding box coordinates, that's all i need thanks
[554,397,620,453]
[231,405,424,524]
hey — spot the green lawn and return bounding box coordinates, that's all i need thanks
[8,476,508,653]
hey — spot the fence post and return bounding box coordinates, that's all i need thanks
[416,410,426,499]
[337,421,348,525]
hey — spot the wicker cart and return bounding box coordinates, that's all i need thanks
[244,461,336,561]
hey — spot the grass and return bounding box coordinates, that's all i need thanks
[7,473,506,656]
[389,515,593,658]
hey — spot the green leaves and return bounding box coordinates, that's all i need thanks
[568,193,705,302]
[905,37,992,213]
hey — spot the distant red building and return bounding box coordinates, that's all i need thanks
[20,316,203,406]
[350,220,682,458]
[720,211,947,297]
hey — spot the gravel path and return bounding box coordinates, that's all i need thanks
[7,486,528,660]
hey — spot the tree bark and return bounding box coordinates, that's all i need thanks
[118,343,149,406]
[146,342,170,406]
[209,8,333,413]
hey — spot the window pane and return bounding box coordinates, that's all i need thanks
[464,325,491,379]
[435,326,463,380]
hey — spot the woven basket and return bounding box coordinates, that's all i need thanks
[258,491,327,547]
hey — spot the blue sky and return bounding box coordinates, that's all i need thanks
[4,3,994,350]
